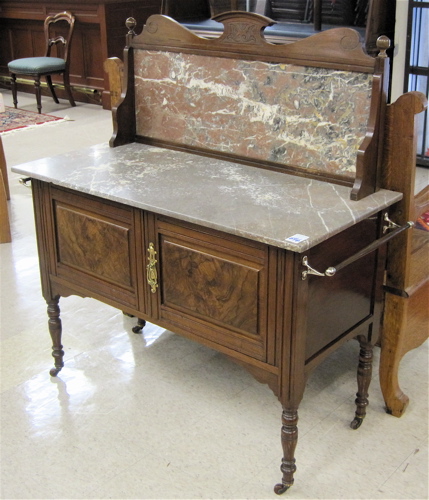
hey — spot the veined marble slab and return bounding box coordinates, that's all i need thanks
[134,50,373,177]
[12,142,402,252]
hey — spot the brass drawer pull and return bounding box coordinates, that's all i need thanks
[147,242,158,293]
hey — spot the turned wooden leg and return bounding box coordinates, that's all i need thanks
[10,73,18,109]
[47,297,64,376]
[34,76,42,114]
[63,72,76,108]
[132,318,146,333]
[351,337,373,429]
[274,408,298,494]
[46,75,59,103]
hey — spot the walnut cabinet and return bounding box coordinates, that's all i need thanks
[33,179,387,403]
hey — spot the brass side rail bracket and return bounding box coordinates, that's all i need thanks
[301,218,414,280]
[383,213,401,233]
[18,177,31,187]
[301,256,336,279]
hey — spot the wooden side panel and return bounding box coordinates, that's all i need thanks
[155,217,272,361]
[377,91,428,417]
[379,227,429,417]
[304,215,382,362]
[4,20,42,60]
[78,25,104,87]
[381,92,428,291]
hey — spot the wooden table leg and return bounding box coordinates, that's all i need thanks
[351,336,374,429]
[47,297,65,376]
[275,407,299,495]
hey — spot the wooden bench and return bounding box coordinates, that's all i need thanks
[12,12,425,494]
[379,92,429,417]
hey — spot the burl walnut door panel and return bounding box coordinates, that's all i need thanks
[155,218,273,361]
[49,187,141,310]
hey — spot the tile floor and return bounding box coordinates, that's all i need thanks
[1,90,428,500]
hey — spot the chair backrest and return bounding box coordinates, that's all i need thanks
[44,11,75,65]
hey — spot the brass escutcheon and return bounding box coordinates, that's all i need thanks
[147,242,158,293]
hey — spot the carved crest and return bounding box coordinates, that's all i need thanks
[223,22,258,44]
[215,12,274,46]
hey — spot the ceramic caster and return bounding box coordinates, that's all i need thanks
[49,366,62,377]
[274,483,290,494]
[132,319,146,333]
[350,416,364,429]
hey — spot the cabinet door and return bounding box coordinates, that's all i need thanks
[47,186,143,312]
[152,218,274,361]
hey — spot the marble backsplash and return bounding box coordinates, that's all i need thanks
[134,50,373,177]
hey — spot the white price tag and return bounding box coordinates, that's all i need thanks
[285,234,309,244]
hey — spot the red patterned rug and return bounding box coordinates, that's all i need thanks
[0,106,65,134]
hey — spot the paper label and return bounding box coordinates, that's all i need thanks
[285,234,309,244]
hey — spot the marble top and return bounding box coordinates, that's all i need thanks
[12,142,402,252]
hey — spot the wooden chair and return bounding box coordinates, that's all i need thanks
[8,11,76,114]
[0,135,11,243]
[379,91,429,417]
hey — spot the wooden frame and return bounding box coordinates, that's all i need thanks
[111,12,390,201]
[379,91,429,417]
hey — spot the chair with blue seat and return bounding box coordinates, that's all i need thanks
[8,11,76,114]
